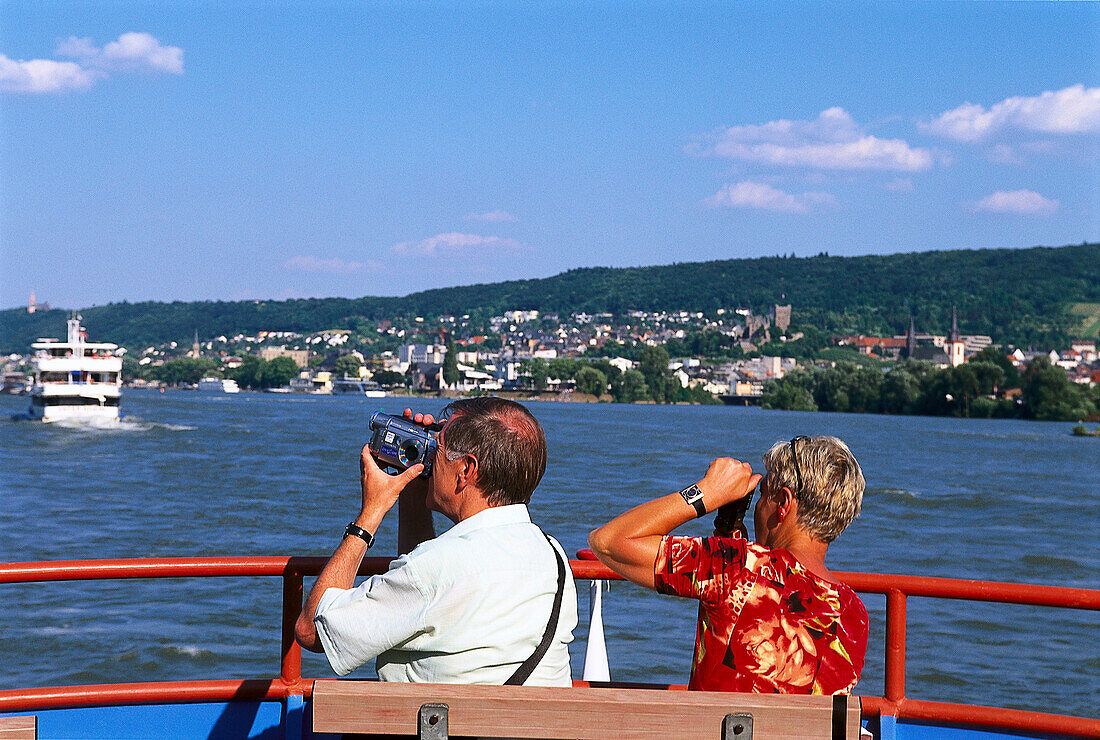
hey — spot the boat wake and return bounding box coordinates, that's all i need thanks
[113,416,197,432]
[9,415,196,432]
[876,487,922,499]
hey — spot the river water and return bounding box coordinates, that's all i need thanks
[1,390,1097,718]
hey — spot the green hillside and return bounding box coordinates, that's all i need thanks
[3,242,1097,354]
[1068,302,1100,339]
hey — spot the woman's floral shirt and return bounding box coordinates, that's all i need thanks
[655,534,868,694]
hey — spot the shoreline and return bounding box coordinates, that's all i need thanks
[114,385,1100,419]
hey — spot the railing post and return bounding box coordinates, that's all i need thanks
[885,589,906,707]
[281,570,303,687]
[582,580,610,681]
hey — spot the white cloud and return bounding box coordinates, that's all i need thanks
[705,181,836,213]
[0,54,97,93]
[972,190,1058,216]
[1,33,182,94]
[922,85,1100,142]
[103,32,184,74]
[58,32,184,74]
[702,107,933,172]
[391,232,524,257]
[282,255,378,273]
[464,210,518,223]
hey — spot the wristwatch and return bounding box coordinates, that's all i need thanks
[344,521,375,548]
[678,484,707,517]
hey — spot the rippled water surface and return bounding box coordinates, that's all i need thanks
[2,390,1097,718]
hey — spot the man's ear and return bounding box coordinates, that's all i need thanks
[457,453,479,491]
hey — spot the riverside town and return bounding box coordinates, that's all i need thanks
[5,293,1098,424]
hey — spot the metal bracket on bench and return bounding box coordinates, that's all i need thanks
[419,702,449,740]
[722,712,754,740]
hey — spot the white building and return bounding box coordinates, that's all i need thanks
[607,357,634,374]
[503,310,540,323]
[397,344,446,365]
[453,363,502,392]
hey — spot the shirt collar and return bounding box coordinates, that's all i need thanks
[443,504,532,539]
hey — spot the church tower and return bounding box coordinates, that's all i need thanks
[904,316,917,359]
[946,307,965,367]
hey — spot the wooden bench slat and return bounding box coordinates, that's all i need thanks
[312,680,861,739]
[0,716,36,740]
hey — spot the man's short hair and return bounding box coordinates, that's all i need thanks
[440,397,547,506]
[762,436,864,543]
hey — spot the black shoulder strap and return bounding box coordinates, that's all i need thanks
[504,532,567,685]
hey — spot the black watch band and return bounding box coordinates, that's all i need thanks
[679,484,707,517]
[344,521,375,548]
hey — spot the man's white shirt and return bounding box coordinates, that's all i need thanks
[314,504,578,685]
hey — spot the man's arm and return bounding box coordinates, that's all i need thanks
[295,446,424,653]
[587,458,761,590]
[398,490,435,555]
[397,409,437,554]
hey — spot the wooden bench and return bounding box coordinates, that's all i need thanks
[312,680,862,739]
[0,716,36,740]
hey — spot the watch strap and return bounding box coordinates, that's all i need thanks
[344,521,375,548]
[679,484,707,517]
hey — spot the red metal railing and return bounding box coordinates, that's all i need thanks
[0,556,1097,738]
[576,551,1100,738]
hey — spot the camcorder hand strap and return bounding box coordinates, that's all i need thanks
[504,532,567,686]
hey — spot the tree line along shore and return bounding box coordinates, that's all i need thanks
[108,341,1098,423]
[4,243,1097,422]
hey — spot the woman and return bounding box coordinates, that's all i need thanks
[588,436,867,694]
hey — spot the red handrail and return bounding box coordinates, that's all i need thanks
[0,555,1097,738]
[575,549,1100,737]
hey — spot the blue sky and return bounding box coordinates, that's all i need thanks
[1,2,1097,310]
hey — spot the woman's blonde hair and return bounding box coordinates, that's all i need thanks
[762,436,864,543]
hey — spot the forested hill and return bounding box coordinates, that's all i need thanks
[3,242,1097,353]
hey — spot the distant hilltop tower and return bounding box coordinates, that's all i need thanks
[946,307,965,367]
[27,292,51,314]
[770,304,792,333]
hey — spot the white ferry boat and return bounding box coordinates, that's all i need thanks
[26,315,123,422]
[197,377,240,394]
[332,377,387,397]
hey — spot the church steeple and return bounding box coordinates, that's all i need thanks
[904,316,917,359]
[947,306,961,344]
[946,306,965,367]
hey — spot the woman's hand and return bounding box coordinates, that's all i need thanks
[697,457,762,512]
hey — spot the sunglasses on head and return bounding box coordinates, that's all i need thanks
[788,435,810,495]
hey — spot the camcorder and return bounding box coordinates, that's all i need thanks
[368,411,439,477]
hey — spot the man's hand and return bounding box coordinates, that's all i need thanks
[359,445,423,524]
[697,457,762,512]
[401,407,441,428]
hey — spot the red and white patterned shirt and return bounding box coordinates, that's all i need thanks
[655,534,867,694]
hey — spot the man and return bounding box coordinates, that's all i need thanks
[589,436,867,694]
[295,397,577,685]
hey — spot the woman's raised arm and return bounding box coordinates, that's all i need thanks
[587,458,760,589]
